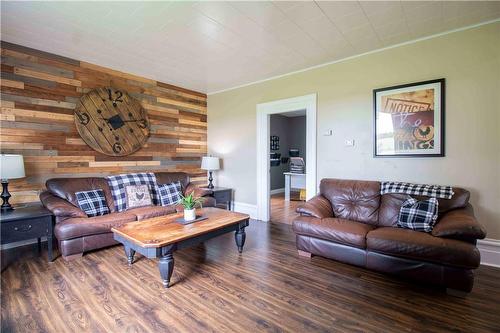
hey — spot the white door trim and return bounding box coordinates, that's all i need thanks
[256,93,317,222]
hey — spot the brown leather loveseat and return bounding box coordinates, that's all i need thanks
[40,172,215,260]
[293,178,486,294]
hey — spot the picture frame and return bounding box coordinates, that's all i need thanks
[373,78,445,157]
[270,135,280,151]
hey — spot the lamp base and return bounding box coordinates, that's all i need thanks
[207,171,214,189]
[1,180,13,211]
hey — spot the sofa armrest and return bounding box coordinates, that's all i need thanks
[181,183,216,208]
[296,194,333,219]
[40,191,87,222]
[432,204,486,241]
[184,182,213,198]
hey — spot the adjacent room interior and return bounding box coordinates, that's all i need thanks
[1,1,499,332]
[270,110,306,224]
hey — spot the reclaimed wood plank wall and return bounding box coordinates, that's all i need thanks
[0,41,208,204]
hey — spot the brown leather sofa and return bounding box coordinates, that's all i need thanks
[40,172,215,260]
[293,178,486,294]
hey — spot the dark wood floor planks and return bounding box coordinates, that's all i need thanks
[2,220,500,332]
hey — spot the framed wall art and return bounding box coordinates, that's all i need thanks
[270,135,280,151]
[373,78,445,157]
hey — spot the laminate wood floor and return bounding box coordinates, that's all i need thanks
[270,192,302,225]
[2,220,500,333]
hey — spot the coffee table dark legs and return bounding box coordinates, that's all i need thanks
[115,219,248,289]
[235,224,246,253]
[158,253,174,288]
[124,246,135,265]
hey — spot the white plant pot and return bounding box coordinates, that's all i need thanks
[184,208,196,221]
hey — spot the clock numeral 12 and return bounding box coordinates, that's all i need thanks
[107,88,124,107]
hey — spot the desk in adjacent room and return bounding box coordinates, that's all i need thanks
[284,172,306,201]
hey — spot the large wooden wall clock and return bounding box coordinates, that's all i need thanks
[75,87,150,156]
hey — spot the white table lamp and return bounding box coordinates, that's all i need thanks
[0,154,25,211]
[201,156,220,189]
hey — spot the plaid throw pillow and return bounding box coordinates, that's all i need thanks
[75,189,110,217]
[381,181,454,199]
[158,181,182,206]
[106,172,159,212]
[398,197,439,232]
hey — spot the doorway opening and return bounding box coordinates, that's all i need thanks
[269,110,306,224]
[256,94,317,222]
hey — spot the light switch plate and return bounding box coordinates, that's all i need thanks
[323,129,333,136]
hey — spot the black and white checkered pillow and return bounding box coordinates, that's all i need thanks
[106,172,159,212]
[158,181,182,206]
[75,189,110,217]
[397,197,439,233]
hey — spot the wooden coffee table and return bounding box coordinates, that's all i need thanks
[111,207,249,288]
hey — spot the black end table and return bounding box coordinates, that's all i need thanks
[204,187,232,210]
[0,204,54,262]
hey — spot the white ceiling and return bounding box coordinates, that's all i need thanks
[1,1,499,94]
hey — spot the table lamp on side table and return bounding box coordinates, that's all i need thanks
[201,156,220,189]
[0,154,25,211]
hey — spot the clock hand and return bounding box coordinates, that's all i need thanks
[100,117,143,122]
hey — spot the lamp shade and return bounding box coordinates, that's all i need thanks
[0,154,25,180]
[201,156,220,171]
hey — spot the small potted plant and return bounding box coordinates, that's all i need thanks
[179,192,204,222]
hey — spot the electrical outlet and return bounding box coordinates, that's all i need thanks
[344,139,355,147]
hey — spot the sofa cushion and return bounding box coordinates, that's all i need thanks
[296,195,333,218]
[378,188,470,227]
[127,205,177,220]
[40,191,87,222]
[366,227,480,269]
[292,216,376,249]
[46,177,116,213]
[155,172,190,190]
[55,211,137,240]
[432,204,486,241]
[320,179,380,225]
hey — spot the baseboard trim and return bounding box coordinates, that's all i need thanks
[478,238,500,268]
[232,202,258,220]
[270,188,285,195]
